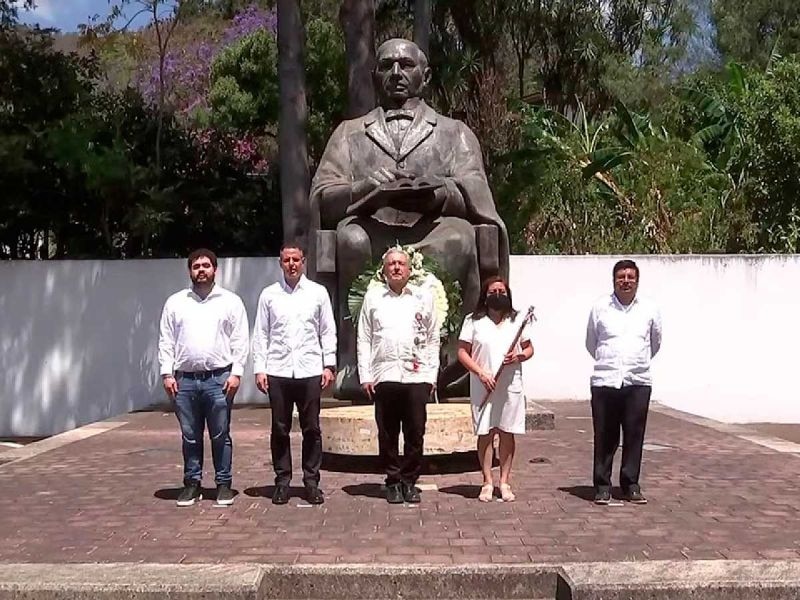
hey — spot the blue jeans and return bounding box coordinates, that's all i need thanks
[174,369,233,486]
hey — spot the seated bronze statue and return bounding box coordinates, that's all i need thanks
[309,38,509,399]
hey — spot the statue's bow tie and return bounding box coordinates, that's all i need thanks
[385,109,415,121]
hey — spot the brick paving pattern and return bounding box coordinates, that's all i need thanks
[1,401,799,565]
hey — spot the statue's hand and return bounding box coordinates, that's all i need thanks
[353,168,415,199]
[431,184,448,212]
[385,178,447,213]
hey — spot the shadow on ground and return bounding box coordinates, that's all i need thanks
[243,485,307,500]
[341,483,385,498]
[438,484,481,499]
[559,485,628,502]
[154,486,238,502]
[322,451,481,475]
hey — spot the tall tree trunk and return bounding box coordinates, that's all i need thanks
[413,0,431,56]
[277,0,311,247]
[339,0,376,118]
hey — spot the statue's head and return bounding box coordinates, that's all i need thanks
[374,38,431,107]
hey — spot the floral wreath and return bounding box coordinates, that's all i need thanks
[347,244,462,341]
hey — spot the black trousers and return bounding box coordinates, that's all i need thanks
[267,375,322,487]
[374,382,430,485]
[590,385,651,492]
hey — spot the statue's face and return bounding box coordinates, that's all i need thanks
[375,40,430,104]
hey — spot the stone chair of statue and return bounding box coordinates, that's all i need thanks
[307,38,510,400]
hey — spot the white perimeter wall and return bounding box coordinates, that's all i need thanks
[1,255,798,436]
[513,255,800,425]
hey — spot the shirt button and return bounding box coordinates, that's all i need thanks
[397,161,406,169]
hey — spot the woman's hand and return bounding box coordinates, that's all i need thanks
[503,351,523,365]
[478,370,496,392]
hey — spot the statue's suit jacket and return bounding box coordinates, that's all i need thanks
[310,100,510,279]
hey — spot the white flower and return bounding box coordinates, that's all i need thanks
[418,272,449,332]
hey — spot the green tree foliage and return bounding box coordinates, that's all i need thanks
[737,58,800,250]
[209,28,280,130]
[0,26,280,258]
[208,17,345,159]
[7,0,800,259]
[712,0,800,67]
[0,0,34,28]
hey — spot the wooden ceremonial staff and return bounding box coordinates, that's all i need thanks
[477,305,537,416]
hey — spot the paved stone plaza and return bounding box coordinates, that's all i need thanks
[1,401,799,566]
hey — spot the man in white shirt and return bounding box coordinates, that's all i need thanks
[357,247,440,504]
[158,249,250,507]
[585,259,662,506]
[252,243,336,505]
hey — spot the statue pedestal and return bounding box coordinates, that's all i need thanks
[320,400,555,456]
[321,403,474,455]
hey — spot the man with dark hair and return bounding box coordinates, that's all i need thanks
[252,243,336,505]
[187,248,218,269]
[357,247,439,504]
[586,259,662,505]
[158,249,249,507]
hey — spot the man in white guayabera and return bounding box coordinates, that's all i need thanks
[252,242,336,506]
[357,247,439,504]
[158,248,249,508]
[586,259,662,506]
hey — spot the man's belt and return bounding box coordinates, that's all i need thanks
[175,365,232,380]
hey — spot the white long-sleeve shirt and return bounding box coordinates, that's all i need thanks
[158,284,250,377]
[357,283,440,385]
[585,292,662,388]
[251,275,336,378]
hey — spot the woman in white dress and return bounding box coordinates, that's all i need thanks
[457,276,534,502]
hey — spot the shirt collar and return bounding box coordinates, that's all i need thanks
[611,292,638,311]
[188,283,222,302]
[383,282,413,297]
[281,274,307,293]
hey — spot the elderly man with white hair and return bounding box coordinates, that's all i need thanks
[357,246,440,504]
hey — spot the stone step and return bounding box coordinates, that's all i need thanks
[0,563,263,600]
[0,564,558,600]
[557,560,800,600]
[259,564,557,598]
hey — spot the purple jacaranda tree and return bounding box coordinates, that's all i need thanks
[89,0,192,177]
[135,4,277,120]
[189,128,270,176]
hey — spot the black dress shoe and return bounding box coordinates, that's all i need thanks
[594,489,611,505]
[272,484,290,505]
[385,483,404,504]
[305,485,324,505]
[402,482,421,503]
[623,486,647,504]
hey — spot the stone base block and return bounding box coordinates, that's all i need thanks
[526,400,555,430]
[321,400,556,456]
[320,403,475,455]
